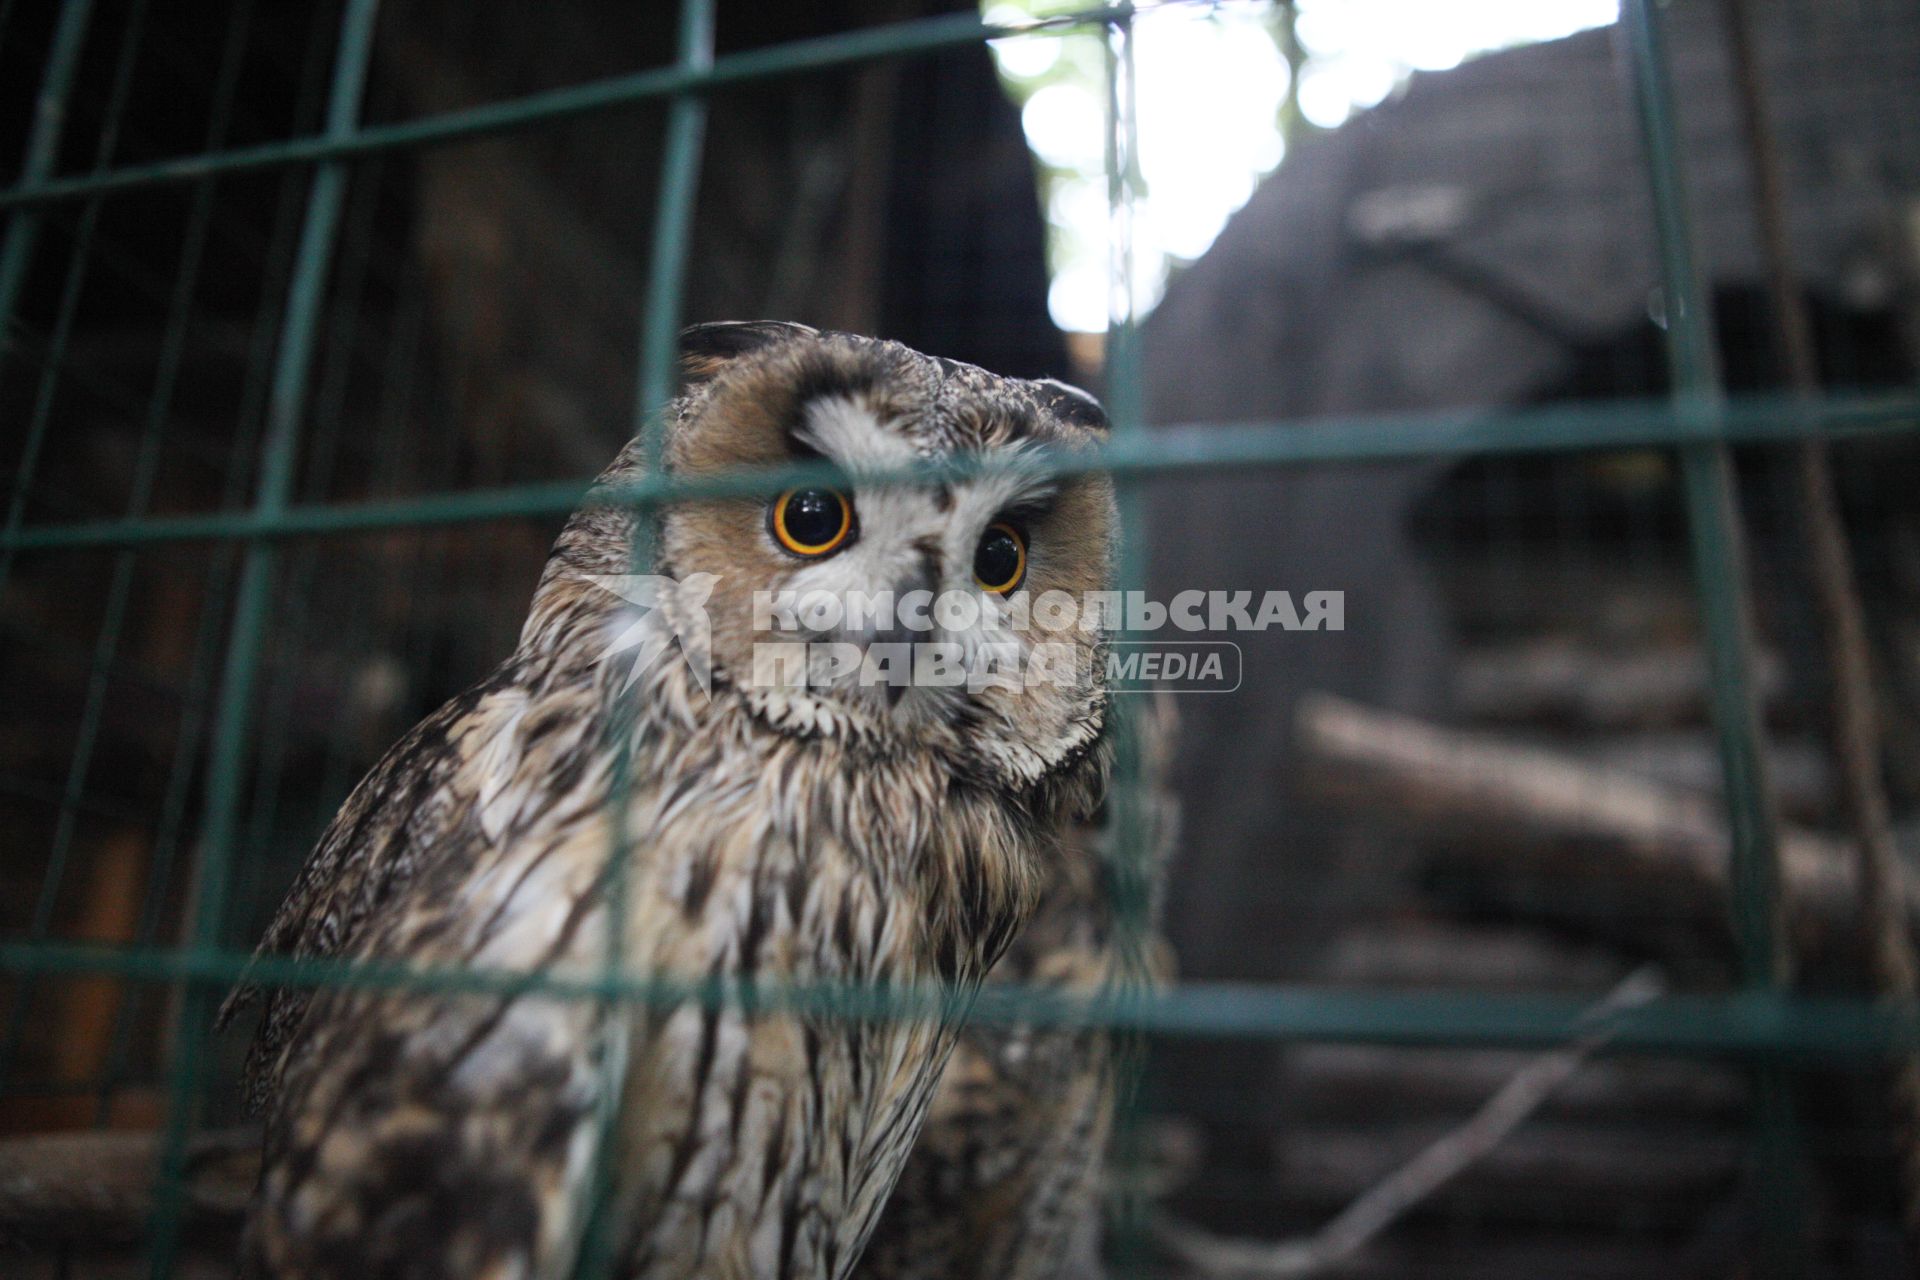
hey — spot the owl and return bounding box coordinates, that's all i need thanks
[221,321,1117,1280]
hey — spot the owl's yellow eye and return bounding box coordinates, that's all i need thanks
[771,487,854,557]
[973,522,1027,594]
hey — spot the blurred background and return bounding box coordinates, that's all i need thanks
[2,0,1920,1275]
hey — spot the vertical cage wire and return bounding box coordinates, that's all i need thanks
[0,0,96,571]
[1098,8,1158,1276]
[143,2,383,1273]
[1622,0,1804,1266]
[78,0,339,1128]
[572,1,716,1276]
[0,0,156,1091]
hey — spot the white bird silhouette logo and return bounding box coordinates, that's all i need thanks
[586,572,720,698]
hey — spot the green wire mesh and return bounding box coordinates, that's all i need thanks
[1,0,1918,1275]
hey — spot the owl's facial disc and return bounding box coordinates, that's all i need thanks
[754,396,1062,727]
[655,327,1113,784]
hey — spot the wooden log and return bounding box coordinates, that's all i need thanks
[1582,730,1832,821]
[0,1128,254,1247]
[1453,637,1785,729]
[1295,693,1919,947]
[1314,920,1624,992]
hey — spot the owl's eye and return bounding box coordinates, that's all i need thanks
[771,487,854,557]
[973,522,1027,594]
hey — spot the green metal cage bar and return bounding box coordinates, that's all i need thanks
[0,0,91,328]
[1621,0,1802,1253]
[10,936,1920,1061]
[0,6,1141,214]
[2,392,1915,552]
[81,0,336,1127]
[0,0,156,1066]
[139,2,383,1273]
[1099,12,1157,1270]
[574,0,716,1274]
[1624,0,1787,998]
[0,0,96,569]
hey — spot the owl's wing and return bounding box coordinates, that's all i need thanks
[240,821,616,1280]
[217,661,524,1115]
[237,663,623,1280]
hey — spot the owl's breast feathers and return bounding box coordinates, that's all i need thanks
[228,627,1104,1280]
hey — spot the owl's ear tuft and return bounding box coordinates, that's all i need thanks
[1035,378,1109,434]
[680,321,820,387]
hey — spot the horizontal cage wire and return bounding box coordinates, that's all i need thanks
[0,0,1918,1277]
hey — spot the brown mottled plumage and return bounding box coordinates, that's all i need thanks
[857,695,1176,1280]
[222,323,1117,1279]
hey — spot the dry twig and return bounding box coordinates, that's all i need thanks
[1155,968,1665,1277]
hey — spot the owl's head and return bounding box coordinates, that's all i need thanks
[615,322,1113,792]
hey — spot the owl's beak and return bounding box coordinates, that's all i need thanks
[870,567,939,710]
[869,616,915,655]
[870,615,917,712]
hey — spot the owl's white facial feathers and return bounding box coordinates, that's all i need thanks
[775,397,1060,730]
[793,395,919,471]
